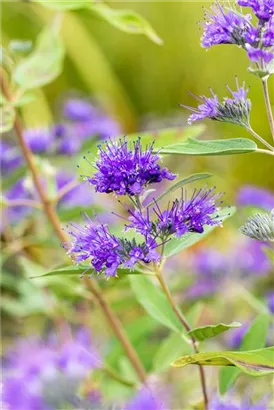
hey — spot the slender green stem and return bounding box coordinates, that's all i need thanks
[262,77,274,143]
[247,127,274,151]
[102,367,136,388]
[155,265,209,410]
[1,69,147,386]
[256,148,274,156]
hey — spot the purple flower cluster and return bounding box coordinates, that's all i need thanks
[210,394,268,410]
[66,138,226,278]
[3,329,101,410]
[21,98,121,156]
[237,184,274,210]
[125,386,166,410]
[126,187,223,240]
[201,1,274,72]
[55,98,121,155]
[183,79,251,127]
[65,214,160,277]
[86,138,176,196]
[0,141,22,175]
[0,141,95,230]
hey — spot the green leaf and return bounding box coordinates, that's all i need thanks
[12,91,38,107]
[188,322,242,342]
[91,4,163,45]
[126,125,205,149]
[172,347,274,377]
[159,138,257,156]
[146,173,212,208]
[33,0,94,10]
[31,264,143,279]
[2,165,28,190]
[0,104,15,132]
[219,313,270,394]
[129,275,182,332]
[164,207,236,257]
[153,303,204,372]
[13,15,65,89]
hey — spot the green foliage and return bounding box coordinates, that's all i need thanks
[33,0,94,10]
[172,346,274,377]
[219,314,270,394]
[164,207,236,257]
[33,0,162,45]
[129,275,182,332]
[31,264,143,279]
[159,138,257,156]
[153,303,204,372]
[188,322,242,342]
[146,173,212,208]
[13,15,65,90]
[127,125,206,149]
[90,4,163,45]
[0,104,15,132]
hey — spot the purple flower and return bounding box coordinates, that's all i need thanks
[234,239,272,275]
[63,99,96,121]
[64,214,160,277]
[183,80,251,127]
[126,187,224,240]
[56,172,94,208]
[3,329,101,410]
[201,3,255,48]
[237,185,274,211]
[263,16,274,46]
[125,387,166,410]
[0,141,22,175]
[210,393,268,410]
[226,322,249,348]
[23,127,54,154]
[246,43,274,63]
[185,248,228,299]
[2,179,32,228]
[238,0,274,21]
[85,138,175,196]
[55,123,83,155]
[267,292,274,313]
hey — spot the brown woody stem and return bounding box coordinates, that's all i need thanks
[0,69,147,385]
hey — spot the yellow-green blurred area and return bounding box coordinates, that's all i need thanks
[2,1,273,193]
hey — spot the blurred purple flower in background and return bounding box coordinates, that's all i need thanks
[233,238,272,276]
[3,328,101,410]
[185,249,228,300]
[210,393,268,410]
[125,386,167,410]
[226,322,250,349]
[23,127,54,154]
[266,292,274,314]
[1,179,32,232]
[237,185,274,210]
[56,172,94,208]
[0,141,23,175]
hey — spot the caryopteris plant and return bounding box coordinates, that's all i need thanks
[1,0,273,409]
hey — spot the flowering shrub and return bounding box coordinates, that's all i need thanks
[1,0,273,409]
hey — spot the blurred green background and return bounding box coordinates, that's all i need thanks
[2,1,273,193]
